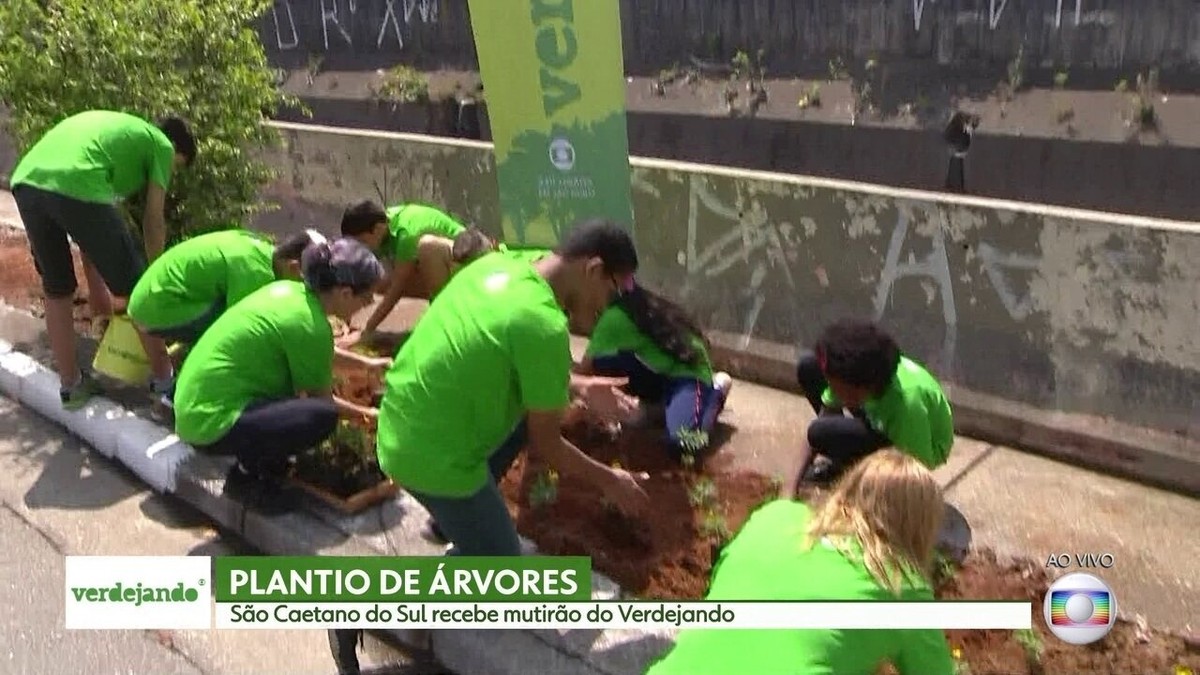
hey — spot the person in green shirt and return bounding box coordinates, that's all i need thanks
[646,449,955,675]
[9,110,197,409]
[128,228,321,346]
[578,280,734,463]
[337,199,466,344]
[173,237,383,508]
[448,226,551,270]
[791,319,954,491]
[375,218,650,557]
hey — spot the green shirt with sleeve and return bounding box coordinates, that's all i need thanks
[376,253,571,498]
[821,356,954,468]
[10,110,175,204]
[173,280,335,446]
[646,499,955,675]
[127,229,276,331]
[585,304,714,383]
[385,204,466,263]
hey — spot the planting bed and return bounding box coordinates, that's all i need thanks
[0,228,95,333]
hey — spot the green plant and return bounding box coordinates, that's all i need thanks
[731,50,751,81]
[316,419,375,471]
[376,65,430,106]
[798,83,822,109]
[688,476,719,508]
[1006,45,1026,98]
[1053,70,1069,89]
[306,52,325,85]
[0,0,295,246]
[528,469,559,508]
[1114,78,1130,94]
[1131,68,1159,131]
[828,57,849,81]
[1014,628,1044,666]
[932,550,959,586]
[699,509,731,543]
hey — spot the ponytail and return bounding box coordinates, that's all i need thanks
[615,283,709,366]
[300,240,337,292]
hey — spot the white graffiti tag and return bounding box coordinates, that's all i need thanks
[873,208,957,368]
[272,0,300,50]
[976,242,1039,321]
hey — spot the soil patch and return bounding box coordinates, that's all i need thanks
[0,228,93,333]
[923,550,1200,675]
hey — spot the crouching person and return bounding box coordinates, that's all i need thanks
[791,319,953,491]
[646,450,955,675]
[172,238,384,509]
[579,281,732,463]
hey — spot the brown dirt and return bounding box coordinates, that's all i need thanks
[0,228,110,335]
[921,550,1200,675]
[500,423,778,600]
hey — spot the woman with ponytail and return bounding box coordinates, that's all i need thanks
[647,450,955,675]
[578,280,732,462]
[173,237,384,509]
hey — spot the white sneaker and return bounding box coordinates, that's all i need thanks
[713,371,734,395]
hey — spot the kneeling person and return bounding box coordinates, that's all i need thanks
[173,238,384,505]
[792,319,953,491]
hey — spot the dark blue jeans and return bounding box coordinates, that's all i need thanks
[407,421,528,556]
[591,352,727,461]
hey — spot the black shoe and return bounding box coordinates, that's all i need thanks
[803,457,847,486]
[327,628,362,675]
[223,464,300,515]
[422,520,448,545]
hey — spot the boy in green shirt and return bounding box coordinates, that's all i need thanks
[791,319,954,491]
[173,237,383,510]
[580,280,734,462]
[9,110,197,409]
[337,199,465,344]
[128,229,320,346]
[376,218,649,556]
[646,449,955,675]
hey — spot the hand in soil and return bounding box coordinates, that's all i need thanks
[578,375,640,423]
[603,468,651,517]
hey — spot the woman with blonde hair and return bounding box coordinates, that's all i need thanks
[645,449,955,675]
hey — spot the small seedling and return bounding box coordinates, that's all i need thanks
[680,452,697,470]
[731,50,751,82]
[828,57,849,81]
[699,509,731,543]
[528,469,559,508]
[688,476,719,508]
[1132,68,1159,131]
[677,429,710,457]
[1014,628,1044,666]
[1053,70,1069,89]
[932,550,959,586]
[376,65,429,107]
[797,83,821,109]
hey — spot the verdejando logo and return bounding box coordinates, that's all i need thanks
[69,579,205,607]
[1043,572,1117,645]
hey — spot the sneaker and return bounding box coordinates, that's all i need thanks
[60,372,101,411]
[150,375,175,410]
[713,371,734,394]
[803,456,847,486]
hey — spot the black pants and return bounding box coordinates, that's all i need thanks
[201,398,338,476]
[796,351,889,464]
[12,184,145,298]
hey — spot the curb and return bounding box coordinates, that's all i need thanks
[706,331,1200,497]
[0,336,673,675]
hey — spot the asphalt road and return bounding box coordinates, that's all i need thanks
[0,396,443,675]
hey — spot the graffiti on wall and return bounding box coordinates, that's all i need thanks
[267,0,439,52]
[911,0,1103,33]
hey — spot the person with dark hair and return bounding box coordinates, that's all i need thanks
[173,237,383,508]
[9,110,197,409]
[449,227,552,270]
[127,228,325,402]
[578,281,733,462]
[338,199,465,344]
[376,218,650,557]
[790,319,954,492]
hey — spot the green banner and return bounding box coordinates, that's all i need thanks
[214,556,592,603]
[466,0,634,246]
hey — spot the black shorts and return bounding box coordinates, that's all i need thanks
[144,298,225,345]
[11,184,144,298]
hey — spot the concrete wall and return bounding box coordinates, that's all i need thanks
[257,0,1200,72]
[259,121,1200,442]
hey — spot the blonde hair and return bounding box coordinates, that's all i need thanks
[805,449,944,595]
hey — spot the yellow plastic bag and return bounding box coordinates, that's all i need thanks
[92,314,150,385]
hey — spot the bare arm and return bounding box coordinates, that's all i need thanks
[572,356,595,375]
[141,183,168,262]
[526,409,613,485]
[361,261,415,334]
[299,386,377,419]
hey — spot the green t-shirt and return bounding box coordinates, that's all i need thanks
[585,305,713,383]
[10,110,175,204]
[127,229,276,331]
[376,253,572,497]
[646,500,955,675]
[821,356,954,468]
[498,244,552,264]
[173,280,335,446]
[385,204,466,263]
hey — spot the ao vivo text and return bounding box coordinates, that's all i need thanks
[1044,552,1116,569]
